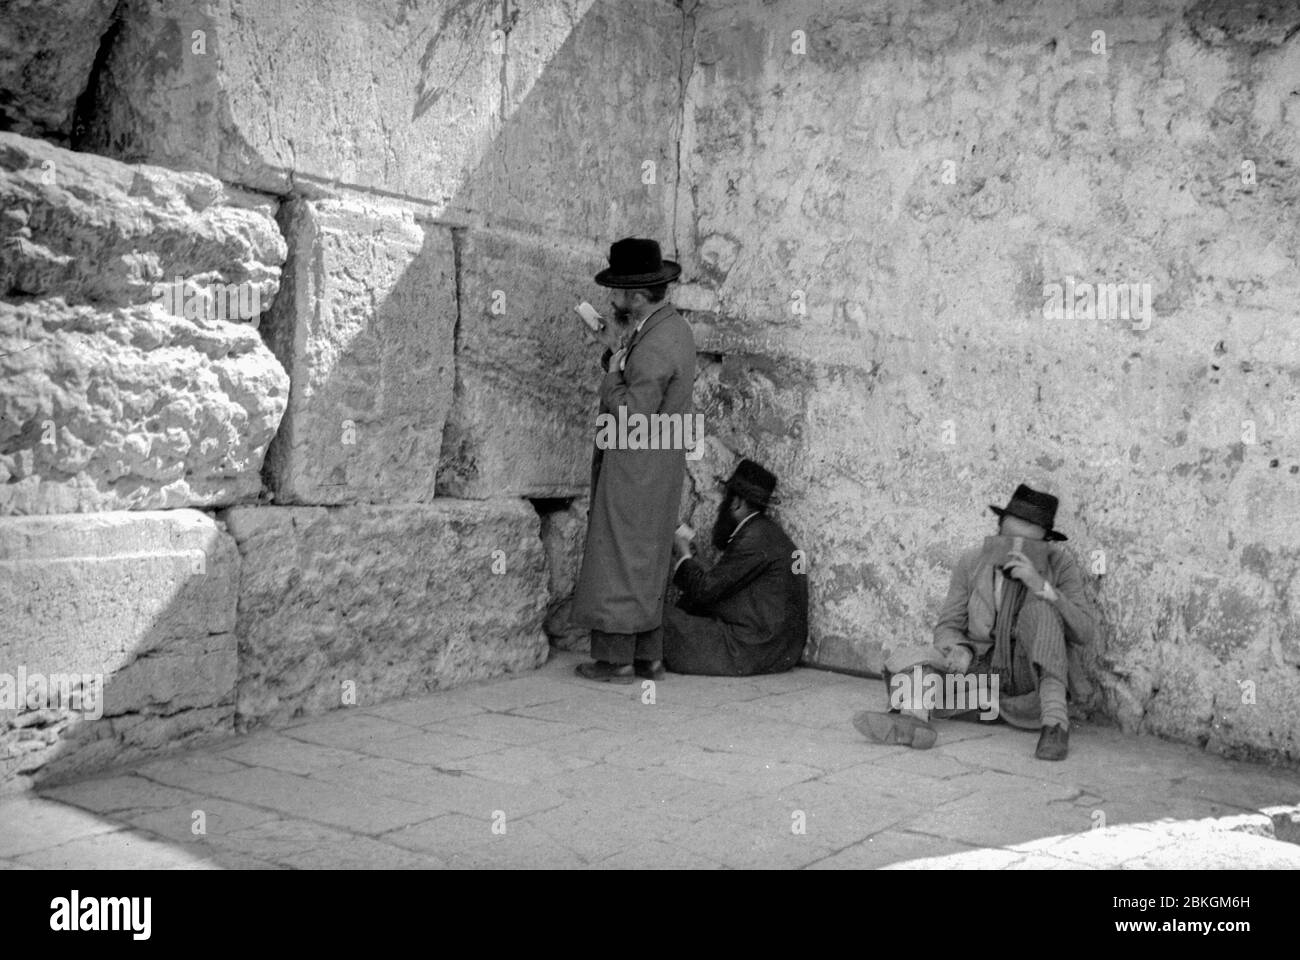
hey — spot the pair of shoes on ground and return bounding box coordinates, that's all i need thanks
[853,711,1070,760]
[575,659,664,684]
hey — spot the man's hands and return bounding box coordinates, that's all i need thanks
[1003,549,1047,595]
[943,644,973,673]
[589,318,622,354]
[587,320,627,372]
[672,529,693,560]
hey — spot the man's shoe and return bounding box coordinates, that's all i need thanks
[1035,723,1069,761]
[575,660,636,684]
[634,659,665,681]
[852,711,938,750]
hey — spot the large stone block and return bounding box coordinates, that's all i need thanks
[0,0,117,141]
[437,228,607,498]
[0,132,289,514]
[0,510,240,791]
[0,132,284,309]
[262,197,456,505]
[224,499,549,727]
[82,0,681,241]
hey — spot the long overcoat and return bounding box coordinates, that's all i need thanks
[571,302,697,634]
[665,513,809,675]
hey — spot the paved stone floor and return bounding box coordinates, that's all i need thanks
[2,650,1299,869]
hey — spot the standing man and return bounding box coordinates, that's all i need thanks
[571,238,696,683]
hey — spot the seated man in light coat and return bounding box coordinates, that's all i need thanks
[854,484,1098,760]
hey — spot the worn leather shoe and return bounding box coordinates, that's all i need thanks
[634,659,665,681]
[575,660,636,684]
[1035,723,1069,761]
[852,711,938,750]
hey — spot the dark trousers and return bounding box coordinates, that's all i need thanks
[590,626,663,664]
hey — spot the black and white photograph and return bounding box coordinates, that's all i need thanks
[1,0,1298,913]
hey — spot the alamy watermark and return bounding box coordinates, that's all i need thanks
[50,891,150,940]
[151,276,261,322]
[595,406,705,461]
[889,665,1000,720]
[1042,277,1152,330]
[0,667,104,720]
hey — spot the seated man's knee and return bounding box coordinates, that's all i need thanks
[1016,596,1062,633]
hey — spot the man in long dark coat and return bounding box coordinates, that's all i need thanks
[663,460,808,676]
[571,238,697,683]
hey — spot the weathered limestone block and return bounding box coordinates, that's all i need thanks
[83,0,681,241]
[538,497,590,651]
[0,132,289,514]
[225,499,549,727]
[0,132,284,308]
[437,228,606,498]
[0,510,240,791]
[262,197,456,505]
[0,0,117,141]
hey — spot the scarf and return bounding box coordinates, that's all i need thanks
[991,567,1028,682]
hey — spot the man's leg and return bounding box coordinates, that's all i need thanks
[633,625,665,680]
[1012,597,1070,759]
[577,630,636,683]
[853,661,939,750]
[661,606,747,676]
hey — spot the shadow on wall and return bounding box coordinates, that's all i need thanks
[6,0,684,791]
[0,511,240,794]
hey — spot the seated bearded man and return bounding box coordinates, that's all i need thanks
[662,460,808,676]
[854,484,1098,761]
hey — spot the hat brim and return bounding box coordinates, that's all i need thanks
[593,260,681,288]
[989,505,1068,541]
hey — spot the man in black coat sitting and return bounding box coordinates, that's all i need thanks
[663,459,808,676]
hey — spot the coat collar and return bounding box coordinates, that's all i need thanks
[728,510,762,544]
[627,302,675,351]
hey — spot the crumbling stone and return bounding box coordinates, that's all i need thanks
[0,132,288,514]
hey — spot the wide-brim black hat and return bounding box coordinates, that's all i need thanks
[715,458,780,506]
[594,237,681,288]
[989,484,1068,541]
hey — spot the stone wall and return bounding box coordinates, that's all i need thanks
[261,197,457,506]
[0,0,686,789]
[0,133,289,513]
[671,0,1300,763]
[224,500,549,726]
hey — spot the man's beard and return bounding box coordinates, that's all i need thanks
[612,304,634,326]
[711,496,738,551]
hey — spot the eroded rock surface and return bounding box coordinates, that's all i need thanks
[225,499,550,727]
[0,132,288,514]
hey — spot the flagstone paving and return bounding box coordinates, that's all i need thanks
[2,650,1298,869]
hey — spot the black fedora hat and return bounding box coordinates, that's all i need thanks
[989,484,1068,541]
[715,458,781,507]
[594,237,681,288]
